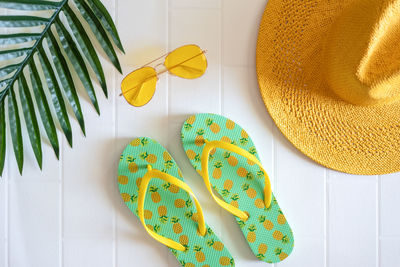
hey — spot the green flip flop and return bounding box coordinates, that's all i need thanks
[181,114,294,263]
[118,137,235,267]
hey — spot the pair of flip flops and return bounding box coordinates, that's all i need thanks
[118,113,294,266]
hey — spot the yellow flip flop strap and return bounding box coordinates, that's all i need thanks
[199,140,272,221]
[138,165,207,251]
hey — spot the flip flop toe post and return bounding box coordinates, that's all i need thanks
[118,138,235,267]
[181,114,294,263]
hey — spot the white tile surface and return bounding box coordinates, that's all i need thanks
[380,238,400,267]
[8,181,60,267]
[381,173,400,237]
[328,174,378,267]
[63,237,113,267]
[277,237,324,267]
[222,0,266,67]
[0,0,399,267]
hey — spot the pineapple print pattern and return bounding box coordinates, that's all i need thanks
[118,137,234,267]
[181,114,294,263]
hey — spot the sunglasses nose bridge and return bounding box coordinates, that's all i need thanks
[153,62,167,73]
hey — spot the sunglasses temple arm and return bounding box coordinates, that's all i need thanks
[141,48,207,68]
[141,52,170,68]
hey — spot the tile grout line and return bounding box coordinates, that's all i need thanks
[5,9,9,266]
[5,165,8,267]
[324,169,329,267]
[59,135,64,267]
[166,2,173,266]
[376,175,381,267]
[272,127,277,267]
[219,0,223,116]
[219,0,224,239]
[166,0,170,150]
[5,131,9,267]
[273,132,277,194]
[112,0,119,266]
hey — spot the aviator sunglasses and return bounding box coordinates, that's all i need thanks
[120,44,207,107]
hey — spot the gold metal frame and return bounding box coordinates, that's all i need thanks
[120,45,207,97]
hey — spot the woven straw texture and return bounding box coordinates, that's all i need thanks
[256,0,400,175]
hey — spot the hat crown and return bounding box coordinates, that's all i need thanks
[325,0,400,106]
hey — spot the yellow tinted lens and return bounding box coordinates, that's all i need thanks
[121,67,158,107]
[164,45,207,79]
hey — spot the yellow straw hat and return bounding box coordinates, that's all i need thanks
[256,0,400,175]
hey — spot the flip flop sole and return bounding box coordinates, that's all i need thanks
[181,114,294,263]
[118,137,235,267]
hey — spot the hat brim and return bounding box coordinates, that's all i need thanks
[256,0,400,175]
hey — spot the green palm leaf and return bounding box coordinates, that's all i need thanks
[0,101,7,175]
[0,0,124,175]
[0,1,60,11]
